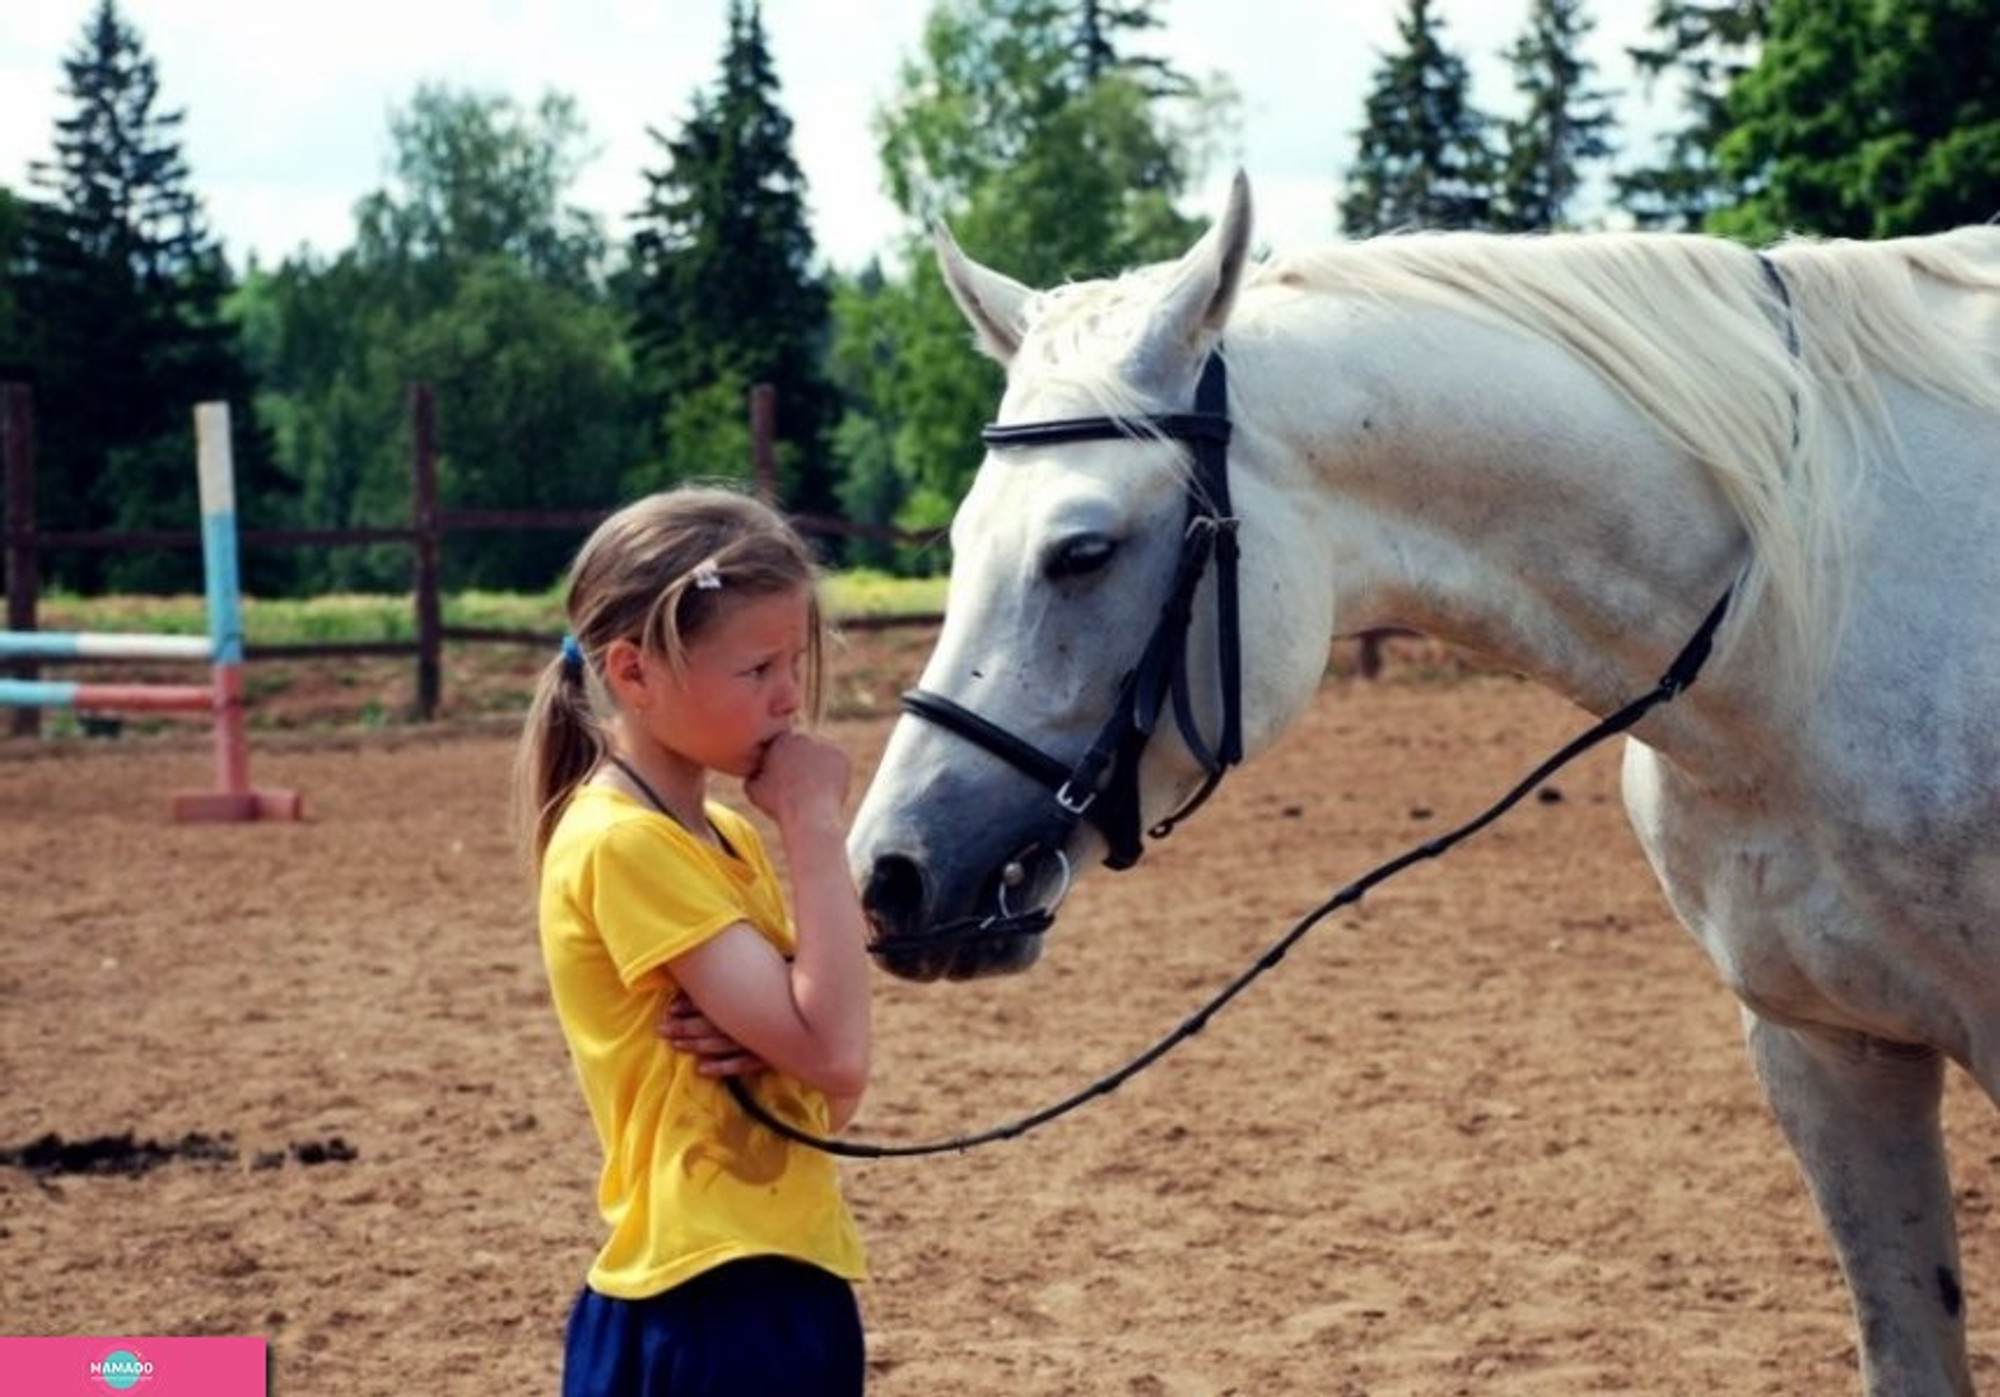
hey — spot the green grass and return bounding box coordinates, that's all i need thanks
[35,572,948,646]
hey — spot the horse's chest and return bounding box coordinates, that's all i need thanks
[1621,743,2000,1050]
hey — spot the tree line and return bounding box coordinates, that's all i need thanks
[1,0,1994,596]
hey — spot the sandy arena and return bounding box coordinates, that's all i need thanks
[4,637,1998,1395]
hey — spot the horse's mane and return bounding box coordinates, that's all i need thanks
[1252,226,2000,684]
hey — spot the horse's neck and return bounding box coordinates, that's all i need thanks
[1244,302,1748,729]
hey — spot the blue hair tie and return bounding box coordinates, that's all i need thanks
[559,634,585,678]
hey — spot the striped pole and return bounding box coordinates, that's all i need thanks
[171,403,301,822]
[0,629,215,711]
[0,678,214,711]
[0,403,301,820]
[0,632,212,661]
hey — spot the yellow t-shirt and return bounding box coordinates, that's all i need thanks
[539,783,866,1298]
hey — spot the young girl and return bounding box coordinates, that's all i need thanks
[515,486,871,1396]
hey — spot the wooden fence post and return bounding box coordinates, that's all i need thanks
[3,384,39,736]
[749,382,778,505]
[411,384,441,721]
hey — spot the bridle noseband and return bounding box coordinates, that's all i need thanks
[884,351,1243,952]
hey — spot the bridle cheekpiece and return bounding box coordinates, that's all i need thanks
[878,349,1244,958]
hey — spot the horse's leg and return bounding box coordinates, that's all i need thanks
[1744,1011,1971,1396]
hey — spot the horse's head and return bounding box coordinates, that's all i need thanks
[850,175,1333,981]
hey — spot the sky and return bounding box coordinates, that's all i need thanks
[0,0,1672,276]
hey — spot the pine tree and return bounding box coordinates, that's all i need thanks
[12,0,282,591]
[1072,1,1195,96]
[1614,1,1769,230]
[1497,0,1620,230]
[0,188,24,357]
[628,0,837,517]
[1340,0,1499,235]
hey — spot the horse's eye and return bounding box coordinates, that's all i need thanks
[1045,533,1118,582]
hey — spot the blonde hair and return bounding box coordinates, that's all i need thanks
[512,486,824,867]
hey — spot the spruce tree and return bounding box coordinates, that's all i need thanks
[1614,1,1769,230]
[1497,0,1620,230]
[14,0,281,591]
[1340,0,1499,235]
[1072,1,1195,96]
[0,188,23,357]
[628,0,837,517]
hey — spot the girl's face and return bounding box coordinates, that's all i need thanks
[630,585,813,779]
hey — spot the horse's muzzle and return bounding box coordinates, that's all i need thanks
[862,844,1071,981]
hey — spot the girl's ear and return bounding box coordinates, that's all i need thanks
[600,637,651,709]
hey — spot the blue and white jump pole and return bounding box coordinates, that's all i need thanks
[0,402,302,821]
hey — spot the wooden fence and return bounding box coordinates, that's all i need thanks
[1,383,941,732]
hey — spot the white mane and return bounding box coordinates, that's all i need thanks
[1011,263,1199,424]
[1253,226,2000,683]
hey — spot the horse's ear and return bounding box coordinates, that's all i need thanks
[934,222,1031,364]
[1134,170,1254,384]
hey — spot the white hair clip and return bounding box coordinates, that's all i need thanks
[691,558,724,591]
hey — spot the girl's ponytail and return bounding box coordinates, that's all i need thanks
[513,642,605,870]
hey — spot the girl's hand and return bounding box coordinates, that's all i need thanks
[659,991,769,1078]
[744,731,850,833]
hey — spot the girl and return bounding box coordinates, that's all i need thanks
[515,486,870,1396]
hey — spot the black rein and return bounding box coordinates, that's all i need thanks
[726,578,1731,1159]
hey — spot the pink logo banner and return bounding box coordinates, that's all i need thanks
[0,1337,266,1395]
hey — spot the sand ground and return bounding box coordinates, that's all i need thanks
[5,639,1997,1394]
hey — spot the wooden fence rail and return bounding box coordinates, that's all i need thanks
[2,383,943,731]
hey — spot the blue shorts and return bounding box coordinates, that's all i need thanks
[563,1256,865,1396]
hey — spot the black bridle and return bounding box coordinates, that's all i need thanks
[870,351,1243,962]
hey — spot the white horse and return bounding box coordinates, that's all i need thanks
[847,174,2000,1393]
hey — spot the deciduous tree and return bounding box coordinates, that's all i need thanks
[1711,0,2000,240]
[245,86,637,592]
[840,0,1221,549]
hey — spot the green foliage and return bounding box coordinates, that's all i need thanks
[0,187,20,342]
[1497,0,1620,230]
[1071,0,1194,94]
[822,570,949,617]
[404,258,639,589]
[628,0,838,517]
[246,87,643,595]
[236,253,414,589]
[355,87,607,297]
[834,0,1217,548]
[648,370,757,493]
[1340,0,1499,234]
[1711,0,2000,240]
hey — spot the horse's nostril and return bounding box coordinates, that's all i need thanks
[862,854,929,939]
